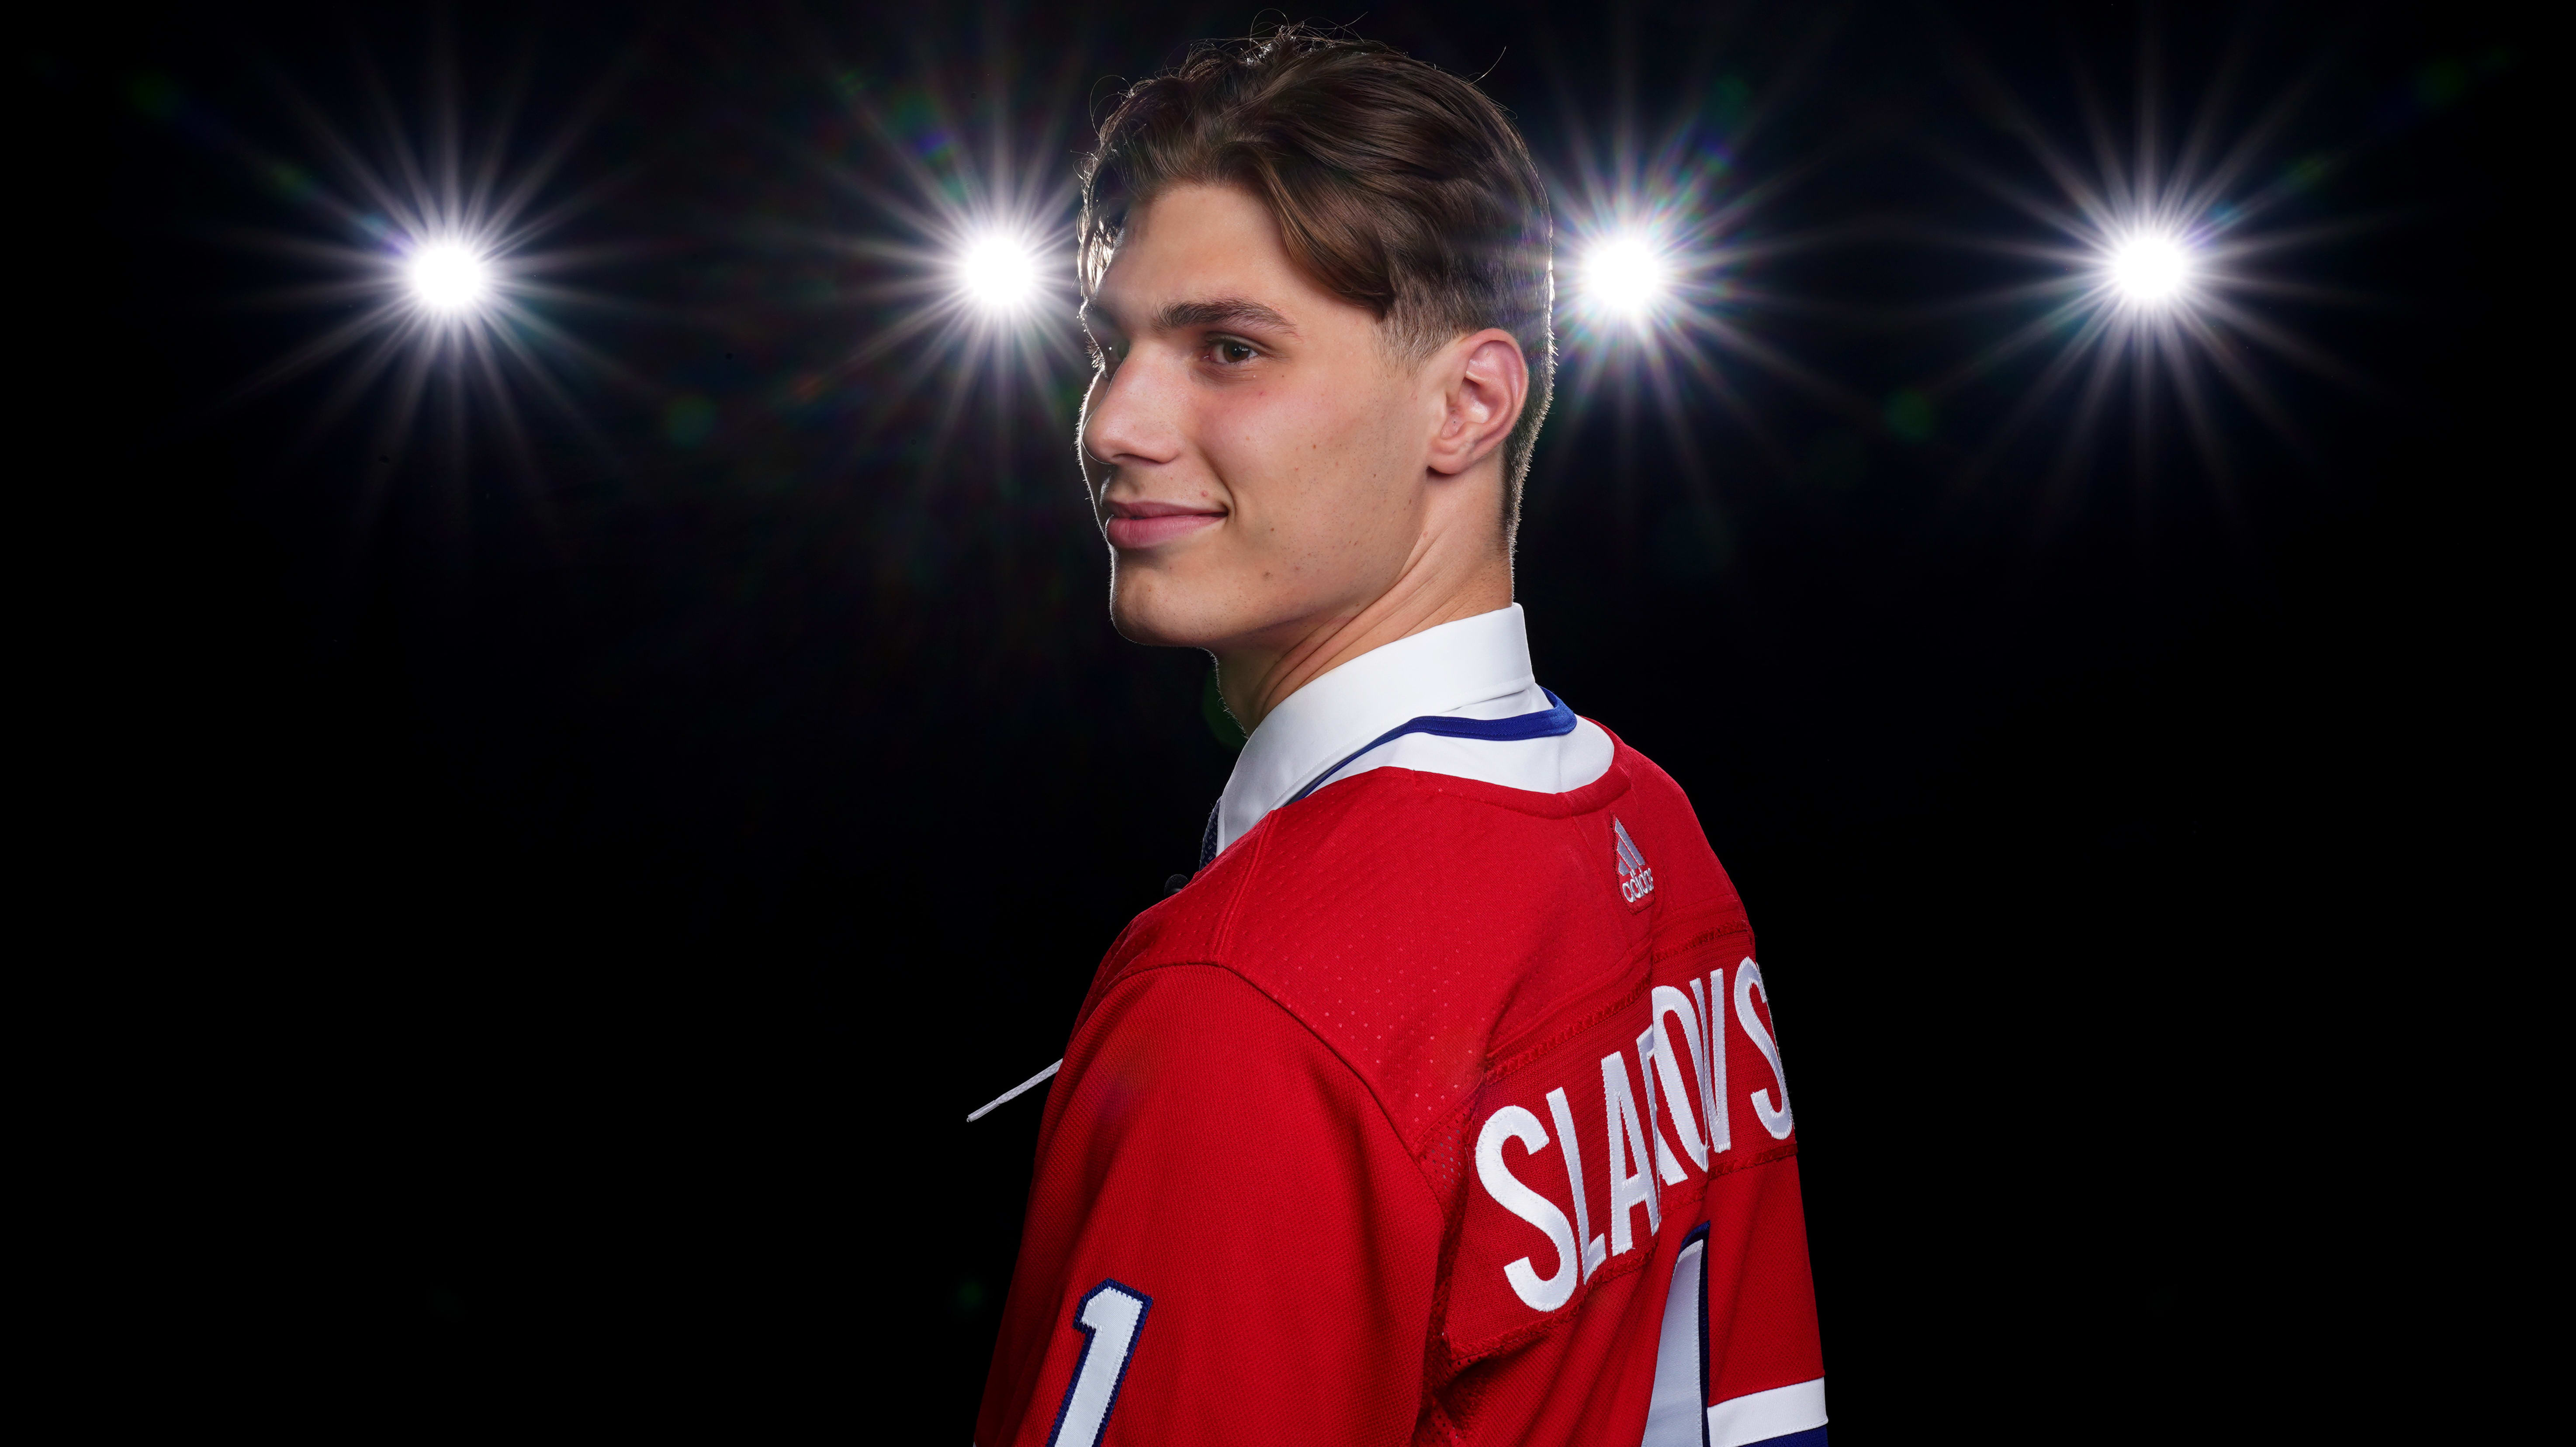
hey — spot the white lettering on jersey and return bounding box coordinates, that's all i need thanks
[1545,1087,1610,1281]
[1471,961,1799,1312]
[1734,958,1794,1140]
[1690,971,1731,1158]
[1648,986,1711,1174]
[1475,1105,1581,1312]
[1638,1027,1690,1186]
[1601,1049,1664,1257]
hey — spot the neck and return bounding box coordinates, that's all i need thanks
[1215,521,1513,733]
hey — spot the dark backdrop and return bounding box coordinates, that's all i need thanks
[32,1,2539,1439]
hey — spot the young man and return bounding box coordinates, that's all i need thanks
[976,31,1824,1447]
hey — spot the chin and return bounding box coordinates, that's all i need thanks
[1107,566,1230,650]
[1107,589,1205,649]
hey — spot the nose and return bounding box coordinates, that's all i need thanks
[1080,347,1181,478]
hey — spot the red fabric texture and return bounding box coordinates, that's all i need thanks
[976,735,1824,1446]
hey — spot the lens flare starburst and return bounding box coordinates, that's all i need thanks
[405,239,495,314]
[1914,20,2378,511]
[200,28,638,541]
[1579,230,1678,324]
[785,29,1098,497]
[2106,229,2194,306]
[959,232,1042,313]
[1535,28,1866,559]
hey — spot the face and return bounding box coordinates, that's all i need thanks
[1078,184,1446,652]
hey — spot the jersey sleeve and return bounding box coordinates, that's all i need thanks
[975,964,1444,1447]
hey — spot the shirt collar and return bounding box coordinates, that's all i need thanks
[1215,603,1541,855]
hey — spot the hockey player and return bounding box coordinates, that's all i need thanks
[976,30,1825,1447]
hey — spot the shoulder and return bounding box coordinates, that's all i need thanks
[1582,726,1745,932]
[1048,959,1402,1152]
[1093,730,1740,1150]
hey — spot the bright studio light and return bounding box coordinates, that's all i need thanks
[406,242,491,314]
[1582,232,1673,321]
[2109,231,2192,305]
[961,234,1039,311]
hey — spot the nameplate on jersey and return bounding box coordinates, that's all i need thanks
[1444,928,1797,1357]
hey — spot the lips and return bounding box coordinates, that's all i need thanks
[1103,499,1224,549]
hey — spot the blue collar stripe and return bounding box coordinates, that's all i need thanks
[1284,689,1577,808]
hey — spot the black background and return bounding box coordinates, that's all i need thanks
[31,1,2541,1439]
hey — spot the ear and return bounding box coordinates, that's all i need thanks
[1425,329,1530,478]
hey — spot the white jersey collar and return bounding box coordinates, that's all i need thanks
[1213,603,1607,856]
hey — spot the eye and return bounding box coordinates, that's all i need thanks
[1210,338,1259,366]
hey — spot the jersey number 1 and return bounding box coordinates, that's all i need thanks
[1045,1281,1151,1447]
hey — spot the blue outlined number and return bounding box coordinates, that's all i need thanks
[1044,1280,1152,1447]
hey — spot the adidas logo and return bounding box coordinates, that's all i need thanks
[1613,818,1655,905]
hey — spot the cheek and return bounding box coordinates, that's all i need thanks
[1202,384,1398,525]
[1194,393,1290,517]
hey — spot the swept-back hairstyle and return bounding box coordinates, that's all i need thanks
[1079,27,1556,540]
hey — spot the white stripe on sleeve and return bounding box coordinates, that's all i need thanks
[1707,1377,1828,1447]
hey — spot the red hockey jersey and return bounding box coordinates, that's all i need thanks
[975,731,1825,1446]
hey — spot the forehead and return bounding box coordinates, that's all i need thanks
[1088,183,1355,330]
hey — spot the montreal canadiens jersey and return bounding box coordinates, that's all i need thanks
[976,611,1824,1447]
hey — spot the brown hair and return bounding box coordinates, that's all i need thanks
[1079,26,1556,539]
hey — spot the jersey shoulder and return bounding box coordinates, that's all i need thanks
[1088,730,1745,1155]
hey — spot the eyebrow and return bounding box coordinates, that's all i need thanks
[1081,297,1298,337]
[1156,297,1296,334]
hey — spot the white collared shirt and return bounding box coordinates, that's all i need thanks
[1212,604,1616,857]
